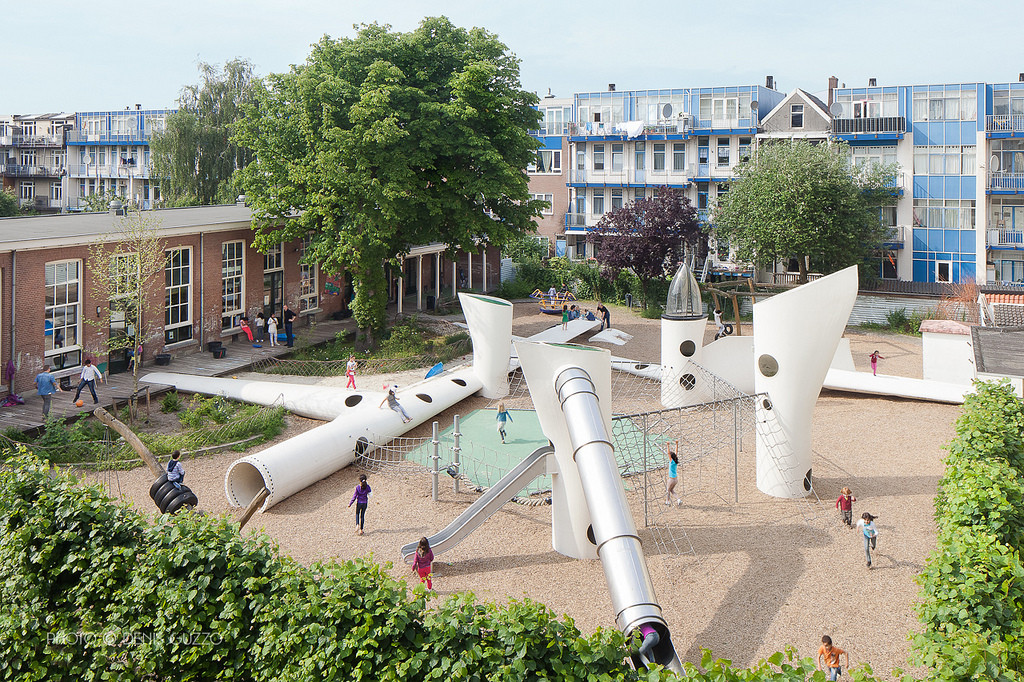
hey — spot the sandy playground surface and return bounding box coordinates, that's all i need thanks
[92,300,956,677]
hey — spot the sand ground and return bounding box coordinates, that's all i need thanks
[91,301,956,677]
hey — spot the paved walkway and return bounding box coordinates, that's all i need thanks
[0,318,357,433]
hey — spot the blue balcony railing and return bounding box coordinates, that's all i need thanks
[564,213,587,228]
[66,130,155,144]
[832,117,906,135]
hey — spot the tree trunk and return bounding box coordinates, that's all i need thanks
[94,406,162,478]
[798,256,808,285]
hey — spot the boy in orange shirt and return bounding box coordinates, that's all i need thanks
[818,635,850,681]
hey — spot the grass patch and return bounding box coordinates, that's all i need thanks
[0,395,286,468]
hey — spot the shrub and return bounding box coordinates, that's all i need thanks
[160,390,182,413]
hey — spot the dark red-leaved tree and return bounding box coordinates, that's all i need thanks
[588,187,703,309]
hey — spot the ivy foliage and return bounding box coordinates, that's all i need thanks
[913,380,1024,681]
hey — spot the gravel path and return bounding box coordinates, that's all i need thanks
[93,301,955,677]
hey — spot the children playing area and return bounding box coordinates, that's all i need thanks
[90,300,955,677]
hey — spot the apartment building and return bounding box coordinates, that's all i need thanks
[65,106,174,211]
[527,94,573,256]
[0,114,75,212]
[563,81,785,260]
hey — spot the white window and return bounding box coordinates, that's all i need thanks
[165,248,192,345]
[50,182,61,201]
[653,143,665,171]
[738,137,752,163]
[592,189,604,215]
[611,189,624,211]
[716,138,730,167]
[299,237,319,312]
[529,149,561,174]
[264,242,283,272]
[530,193,554,215]
[20,182,33,199]
[575,148,585,170]
[791,104,804,128]
[20,150,36,166]
[44,260,82,370]
[21,121,36,136]
[673,143,686,171]
[593,144,605,171]
[611,144,624,171]
[634,142,645,170]
[221,241,244,330]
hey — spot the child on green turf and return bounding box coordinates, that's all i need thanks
[496,401,513,444]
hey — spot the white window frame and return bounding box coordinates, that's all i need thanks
[592,189,604,215]
[221,240,245,331]
[653,143,666,171]
[528,149,561,174]
[672,143,686,172]
[299,237,319,313]
[530,193,554,215]
[165,247,193,346]
[20,182,34,200]
[593,143,605,171]
[791,104,804,128]
[50,182,61,202]
[44,259,82,370]
[263,242,283,272]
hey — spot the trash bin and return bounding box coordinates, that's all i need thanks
[624,293,633,308]
[426,295,436,311]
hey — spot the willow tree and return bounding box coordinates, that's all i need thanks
[233,18,543,347]
[713,141,898,283]
[150,59,259,206]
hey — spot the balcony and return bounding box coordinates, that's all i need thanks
[564,213,588,229]
[692,116,758,131]
[2,164,62,177]
[67,163,151,179]
[66,130,154,144]
[569,117,693,139]
[989,172,1024,192]
[986,115,1024,134]
[882,225,907,246]
[831,117,906,136]
[12,134,65,147]
[988,228,1024,248]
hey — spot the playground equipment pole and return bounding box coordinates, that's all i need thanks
[432,421,440,502]
[452,414,461,494]
[733,400,739,503]
[642,412,649,527]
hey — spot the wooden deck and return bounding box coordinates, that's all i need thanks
[1,317,357,433]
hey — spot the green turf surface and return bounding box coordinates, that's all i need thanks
[406,408,669,495]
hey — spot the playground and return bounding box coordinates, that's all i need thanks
[92,300,956,677]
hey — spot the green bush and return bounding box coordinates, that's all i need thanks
[179,395,232,429]
[160,391,182,413]
[913,380,1024,680]
[0,454,679,681]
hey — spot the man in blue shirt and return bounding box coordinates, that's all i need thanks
[35,363,60,419]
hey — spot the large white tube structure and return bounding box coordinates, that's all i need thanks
[661,261,708,407]
[752,266,858,498]
[516,340,682,673]
[141,292,512,511]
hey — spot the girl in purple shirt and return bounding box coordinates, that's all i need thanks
[348,474,371,535]
[411,536,434,590]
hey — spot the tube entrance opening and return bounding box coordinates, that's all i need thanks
[226,461,269,509]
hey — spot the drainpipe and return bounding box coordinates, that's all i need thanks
[9,250,15,394]
[199,232,205,348]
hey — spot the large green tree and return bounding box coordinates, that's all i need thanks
[233,18,543,346]
[713,141,898,283]
[150,59,259,206]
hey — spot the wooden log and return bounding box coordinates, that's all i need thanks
[94,406,163,478]
[237,487,269,531]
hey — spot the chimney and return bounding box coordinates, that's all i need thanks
[828,76,839,107]
[608,83,616,92]
[765,75,775,90]
[1019,73,1024,82]
[868,77,877,87]
[135,103,141,110]
[544,88,554,99]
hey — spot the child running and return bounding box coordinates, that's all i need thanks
[665,442,681,506]
[857,512,879,568]
[496,401,513,444]
[817,635,849,681]
[835,487,856,528]
[411,536,434,590]
[346,355,358,389]
[869,350,885,376]
[348,474,372,535]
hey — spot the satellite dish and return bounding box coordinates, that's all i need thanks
[662,103,673,118]
[829,102,843,116]
[750,100,759,111]
[84,154,93,165]
[990,154,1000,172]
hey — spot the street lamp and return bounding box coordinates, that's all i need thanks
[119,155,136,207]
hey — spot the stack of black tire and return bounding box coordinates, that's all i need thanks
[149,473,199,514]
